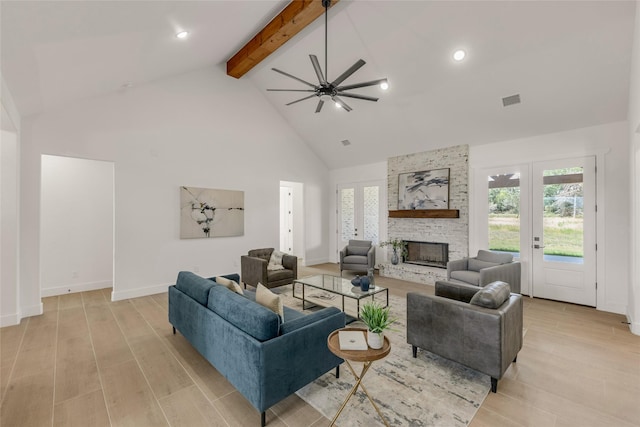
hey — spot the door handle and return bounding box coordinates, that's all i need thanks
[532,244,546,249]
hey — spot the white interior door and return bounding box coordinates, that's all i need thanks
[531,157,596,306]
[337,181,384,258]
[279,186,293,254]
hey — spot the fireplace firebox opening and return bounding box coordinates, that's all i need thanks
[404,241,449,268]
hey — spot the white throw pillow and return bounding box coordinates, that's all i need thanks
[256,283,284,319]
[215,276,244,295]
[267,250,286,271]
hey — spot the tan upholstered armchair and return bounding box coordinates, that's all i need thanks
[241,248,297,289]
[447,250,521,293]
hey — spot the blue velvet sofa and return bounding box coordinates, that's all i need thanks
[168,271,345,426]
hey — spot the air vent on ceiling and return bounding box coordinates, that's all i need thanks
[502,94,521,107]
[341,139,351,146]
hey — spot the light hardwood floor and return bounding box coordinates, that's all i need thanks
[1,263,639,426]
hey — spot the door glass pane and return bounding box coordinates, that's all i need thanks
[340,188,355,241]
[363,186,379,244]
[542,167,584,263]
[488,173,520,257]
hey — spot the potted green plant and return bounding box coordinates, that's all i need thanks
[359,301,396,349]
[380,238,407,265]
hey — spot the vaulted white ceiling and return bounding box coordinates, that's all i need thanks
[1,1,636,169]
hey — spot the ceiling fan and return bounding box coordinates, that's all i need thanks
[267,0,388,113]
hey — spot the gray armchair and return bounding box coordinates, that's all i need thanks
[339,240,375,276]
[407,280,523,393]
[241,248,297,289]
[447,249,521,293]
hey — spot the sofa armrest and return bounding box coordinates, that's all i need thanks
[241,255,268,287]
[479,261,521,293]
[435,280,480,303]
[447,258,469,280]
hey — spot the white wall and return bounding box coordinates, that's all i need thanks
[1,130,19,326]
[40,155,114,296]
[1,75,22,326]
[20,67,330,308]
[470,121,630,315]
[628,1,640,335]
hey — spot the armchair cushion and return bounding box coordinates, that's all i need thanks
[348,246,371,256]
[468,258,499,272]
[450,270,480,286]
[476,249,513,264]
[469,281,511,309]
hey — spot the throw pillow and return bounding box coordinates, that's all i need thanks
[267,250,286,271]
[256,283,284,319]
[215,276,244,295]
[469,281,511,309]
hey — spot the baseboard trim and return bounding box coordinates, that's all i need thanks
[41,280,112,297]
[111,283,170,302]
[1,312,20,327]
[20,302,43,319]
[597,301,626,316]
[304,257,330,267]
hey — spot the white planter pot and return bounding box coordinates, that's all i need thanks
[367,331,384,349]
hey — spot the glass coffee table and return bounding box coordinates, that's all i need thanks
[293,274,389,320]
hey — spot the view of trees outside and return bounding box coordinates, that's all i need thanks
[488,168,584,258]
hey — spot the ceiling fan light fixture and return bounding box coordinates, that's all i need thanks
[176,31,189,39]
[380,80,389,90]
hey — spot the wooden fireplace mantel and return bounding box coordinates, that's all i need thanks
[388,209,460,219]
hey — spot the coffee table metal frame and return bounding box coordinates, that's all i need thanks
[327,327,391,427]
[292,274,389,318]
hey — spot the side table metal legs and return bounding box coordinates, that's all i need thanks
[329,360,390,427]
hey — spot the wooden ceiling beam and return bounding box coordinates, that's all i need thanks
[226,0,339,79]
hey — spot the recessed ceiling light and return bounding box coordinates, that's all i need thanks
[176,31,189,39]
[453,49,466,61]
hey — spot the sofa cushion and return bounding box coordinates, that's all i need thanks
[450,270,480,286]
[215,276,244,295]
[476,250,513,264]
[256,283,284,318]
[175,271,217,306]
[469,281,511,309]
[348,246,370,256]
[207,285,280,341]
[467,258,499,272]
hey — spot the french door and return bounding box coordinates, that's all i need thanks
[483,156,596,306]
[531,157,596,306]
[337,181,385,259]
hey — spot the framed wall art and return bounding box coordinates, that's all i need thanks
[180,186,244,239]
[398,168,450,210]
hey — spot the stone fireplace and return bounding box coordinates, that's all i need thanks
[383,144,469,285]
[404,241,449,268]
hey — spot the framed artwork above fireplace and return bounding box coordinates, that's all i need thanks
[398,168,450,210]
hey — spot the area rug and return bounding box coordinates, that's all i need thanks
[275,285,490,426]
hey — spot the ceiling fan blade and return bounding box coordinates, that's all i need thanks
[310,55,327,85]
[266,89,315,92]
[315,99,324,113]
[337,78,387,91]
[333,96,352,112]
[337,92,379,102]
[272,68,317,89]
[330,59,366,87]
[286,94,317,106]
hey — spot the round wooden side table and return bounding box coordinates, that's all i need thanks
[327,327,391,427]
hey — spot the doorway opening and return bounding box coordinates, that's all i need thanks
[40,155,115,297]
